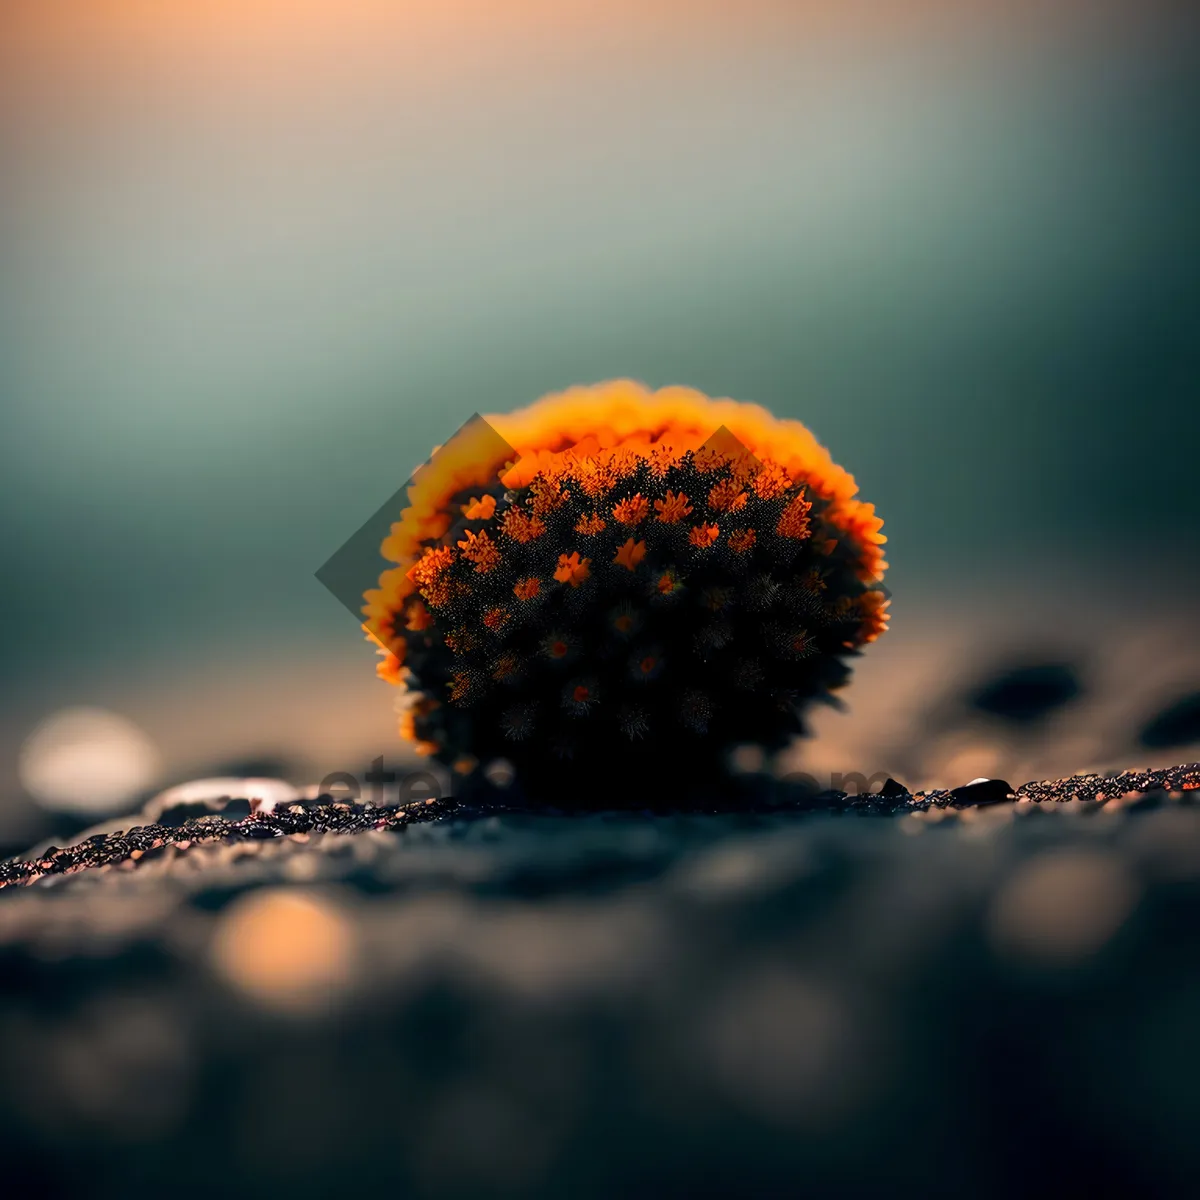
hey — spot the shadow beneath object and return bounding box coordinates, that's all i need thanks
[967,662,1082,725]
[1140,691,1200,750]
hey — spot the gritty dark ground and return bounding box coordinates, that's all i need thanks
[2,763,1199,889]
[3,764,1200,1198]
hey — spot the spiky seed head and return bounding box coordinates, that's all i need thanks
[364,381,887,803]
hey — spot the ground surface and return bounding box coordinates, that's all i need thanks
[3,765,1200,1197]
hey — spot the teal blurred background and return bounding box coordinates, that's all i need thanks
[1,4,1198,842]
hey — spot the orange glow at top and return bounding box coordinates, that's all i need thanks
[491,380,885,574]
[362,380,886,652]
[1,0,1137,94]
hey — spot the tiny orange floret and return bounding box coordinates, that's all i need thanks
[492,652,520,681]
[407,545,457,608]
[752,462,791,500]
[612,494,650,526]
[856,590,891,643]
[655,490,693,524]
[499,508,547,544]
[614,538,647,571]
[376,650,404,685]
[554,552,591,587]
[461,494,497,520]
[656,570,682,595]
[457,528,502,573]
[575,457,618,497]
[530,476,567,517]
[776,493,813,541]
[707,479,747,513]
[423,577,455,608]
[407,545,455,586]
[482,607,509,631]
[693,446,729,474]
[573,684,591,703]
[513,576,541,601]
[444,629,477,656]
[648,444,677,476]
[688,523,720,548]
[575,512,607,535]
[728,528,757,553]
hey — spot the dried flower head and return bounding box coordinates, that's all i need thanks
[362,380,887,802]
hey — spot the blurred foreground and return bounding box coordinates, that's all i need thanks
[3,781,1200,1197]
